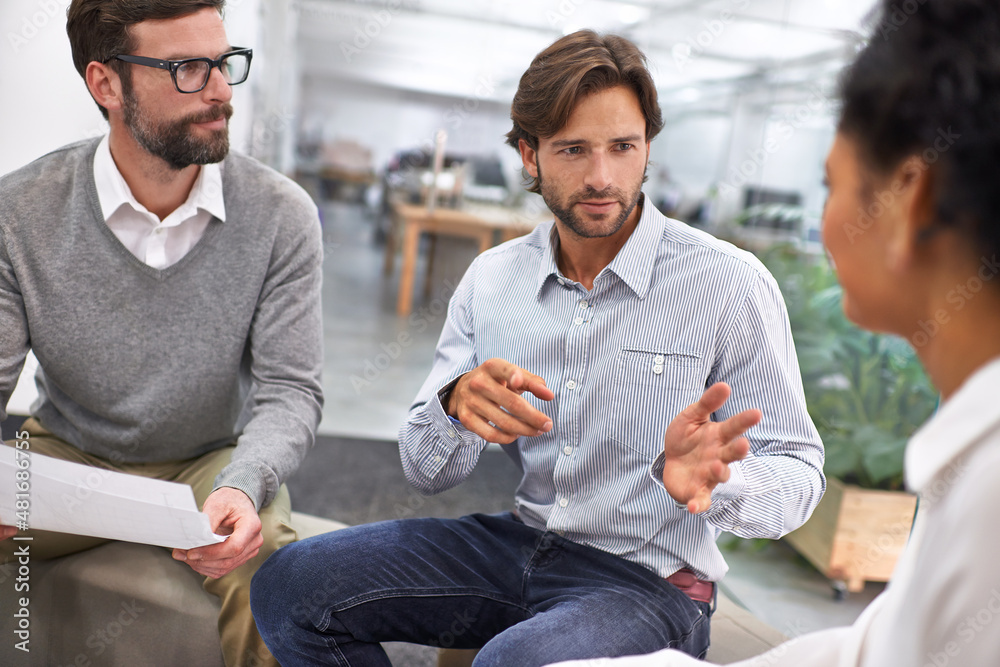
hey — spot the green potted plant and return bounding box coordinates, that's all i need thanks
[757,246,936,597]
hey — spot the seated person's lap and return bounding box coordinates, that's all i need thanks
[252,512,710,665]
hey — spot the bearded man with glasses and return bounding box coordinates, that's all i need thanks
[0,2,324,666]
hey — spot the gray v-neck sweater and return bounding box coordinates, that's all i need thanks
[0,138,324,509]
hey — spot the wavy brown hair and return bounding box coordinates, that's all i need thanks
[505,30,663,194]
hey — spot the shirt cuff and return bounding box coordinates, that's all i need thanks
[417,381,481,478]
[650,453,690,510]
[649,452,749,511]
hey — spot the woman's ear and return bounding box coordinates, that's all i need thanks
[886,155,937,270]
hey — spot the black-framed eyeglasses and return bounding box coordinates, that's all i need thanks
[108,47,253,94]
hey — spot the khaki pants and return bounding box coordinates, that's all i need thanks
[1,419,295,667]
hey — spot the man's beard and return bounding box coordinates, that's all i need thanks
[122,84,233,170]
[538,162,645,239]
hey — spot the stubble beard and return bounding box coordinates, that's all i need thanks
[537,163,645,239]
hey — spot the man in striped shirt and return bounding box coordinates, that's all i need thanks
[251,30,824,667]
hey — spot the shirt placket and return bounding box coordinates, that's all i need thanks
[146,222,170,269]
[548,281,596,530]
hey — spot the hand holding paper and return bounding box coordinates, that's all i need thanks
[173,486,263,578]
[0,446,227,550]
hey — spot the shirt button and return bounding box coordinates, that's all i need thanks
[654,354,665,364]
[653,365,664,375]
[565,380,577,390]
[573,317,584,326]
[579,300,588,309]
[433,455,443,463]
[446,428,457,438]
[558,498,569,508]
[154,227,165,235]
[557,278,566,286]
[563,445,572,455]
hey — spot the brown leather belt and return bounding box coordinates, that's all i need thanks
[666,568,715,604]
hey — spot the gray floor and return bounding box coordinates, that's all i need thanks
[295,199,882,664]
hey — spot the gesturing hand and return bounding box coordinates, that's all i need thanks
[662,382,762,514]
[446,358,555,444]
[172,486,263,579]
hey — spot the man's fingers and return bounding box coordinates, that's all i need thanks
[720,437,751,465]
[465,374,552,434]
[687,491,712,514]
[508,368,556,402]
[462,414,520,444]
[189,526,260,563]
[719,408,762,444]
[686,382,732,422]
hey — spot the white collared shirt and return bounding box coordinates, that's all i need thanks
[547,356,1000,667]
[93,135,225,269]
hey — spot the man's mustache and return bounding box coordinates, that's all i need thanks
[185,103,234,125]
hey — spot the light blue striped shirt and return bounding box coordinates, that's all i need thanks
[398,198,825,582]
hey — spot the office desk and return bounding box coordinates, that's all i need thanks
[387,202,549,316]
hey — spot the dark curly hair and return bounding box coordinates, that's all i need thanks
[838,0,1000,259]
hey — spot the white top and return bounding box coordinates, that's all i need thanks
[93,135,225,269]
[548,356,1000,667]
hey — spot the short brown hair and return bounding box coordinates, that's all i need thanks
[66,0,226,119]
[506,30,663,193]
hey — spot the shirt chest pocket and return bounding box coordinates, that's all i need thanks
[609,349,706,460]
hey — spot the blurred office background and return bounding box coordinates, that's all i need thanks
[2,0,880,440]
[2,0,935,652]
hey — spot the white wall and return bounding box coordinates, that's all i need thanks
[0,0,274,178]
[299,75,522,183]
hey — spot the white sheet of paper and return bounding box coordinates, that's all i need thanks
[0,446,227,550]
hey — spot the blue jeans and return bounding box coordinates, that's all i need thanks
[251,512,711,666]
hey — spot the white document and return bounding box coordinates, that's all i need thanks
[0,446,227,550]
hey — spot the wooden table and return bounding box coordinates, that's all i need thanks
[386,202,548,316]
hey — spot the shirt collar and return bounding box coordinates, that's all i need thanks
[92,134,226,224]
[533,194,663,299]
[905,356,1000,494]
[603,195,663,299]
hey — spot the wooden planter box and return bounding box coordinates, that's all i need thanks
[784,477,917,595]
